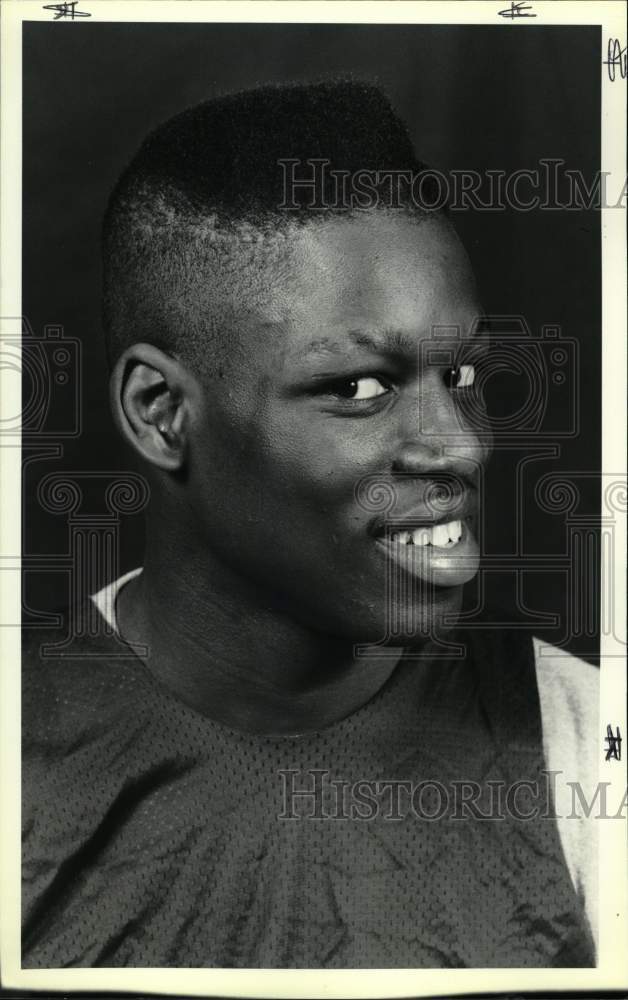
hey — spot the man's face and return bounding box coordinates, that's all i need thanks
[186,212,491,643]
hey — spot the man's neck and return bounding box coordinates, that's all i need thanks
[115,536,403,736]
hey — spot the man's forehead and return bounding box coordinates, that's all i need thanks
[190,211,480,369]
[276,217,475,311]
[294,210,464,266]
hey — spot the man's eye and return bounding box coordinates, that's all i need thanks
[332,377,389,400]
[446,364,475,390]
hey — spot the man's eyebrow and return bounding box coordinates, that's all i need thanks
[296,329,420,361]
[350,329,420,355]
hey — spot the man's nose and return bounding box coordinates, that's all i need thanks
[391,375,490,478]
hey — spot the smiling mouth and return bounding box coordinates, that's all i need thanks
[373,515,480,587]
[387,520,463,549]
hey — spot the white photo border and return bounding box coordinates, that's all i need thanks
[1,1,626,995]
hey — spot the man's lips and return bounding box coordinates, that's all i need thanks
[369,493,480,588]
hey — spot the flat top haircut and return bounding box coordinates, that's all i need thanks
[102,80,434,373]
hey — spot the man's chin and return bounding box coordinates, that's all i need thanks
[325,585,463,648]
[273,578,464,646]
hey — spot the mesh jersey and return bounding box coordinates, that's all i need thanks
[22,588,597,968]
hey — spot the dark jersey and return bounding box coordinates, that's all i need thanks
[22,606,595,967]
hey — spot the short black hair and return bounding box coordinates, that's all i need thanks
[102,79,432,371]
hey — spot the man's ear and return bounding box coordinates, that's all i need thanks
[110,343,197,471]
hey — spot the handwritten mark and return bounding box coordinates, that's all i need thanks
[43,1,91,19]
[603,38,627,82]
[498,1,536,18]
[605,725,622,762]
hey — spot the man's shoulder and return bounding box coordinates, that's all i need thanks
[532,638,599,741]
[532,639,600,946]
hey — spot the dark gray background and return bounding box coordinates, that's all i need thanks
[22,22,601,661]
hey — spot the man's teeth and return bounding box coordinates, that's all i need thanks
[390,520,463,549]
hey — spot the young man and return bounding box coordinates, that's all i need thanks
[22,81,598,968]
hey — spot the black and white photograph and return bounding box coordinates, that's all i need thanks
[1,0,626,995]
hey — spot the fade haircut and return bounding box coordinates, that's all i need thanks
[102,79,435,374]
